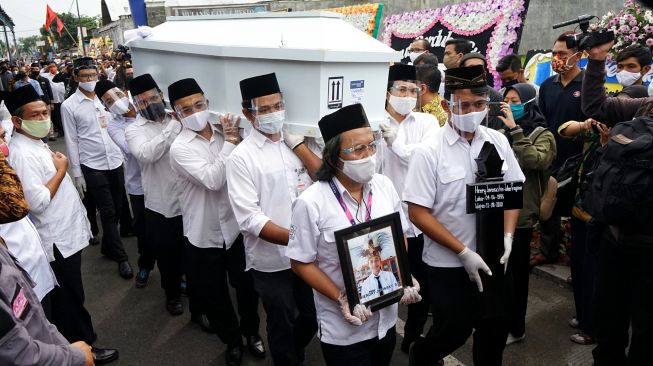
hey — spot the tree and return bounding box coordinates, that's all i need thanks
[40,12,99,52]
[17,35,41,58]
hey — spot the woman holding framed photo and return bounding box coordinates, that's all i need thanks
[286,103,421,366]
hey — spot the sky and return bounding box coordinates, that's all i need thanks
[2,0,102,39]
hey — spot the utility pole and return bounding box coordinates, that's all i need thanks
[76,0,86,56]
[2,25,11,64]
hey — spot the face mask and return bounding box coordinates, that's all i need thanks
[340,154,377,184]
[616,70,642,87]
[389,95,417,116]
[181,109,209,132]
[141,102,167,122]
[30,71,39,78]
[502,79,518,88]
[20,118,52,138]
[78,80,97,92]
[551,54,577,74]
[0,142,8,157]
[256,110,285,134]
[450,109,487,133]
[108,97,130,115]
[409,51,425,63]
[49,67,57,74]
[15,72,25,80]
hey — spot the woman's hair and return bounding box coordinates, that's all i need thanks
[316,135,342,182]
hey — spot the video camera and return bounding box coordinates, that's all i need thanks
[113,45,131,62]
[552,15,615,52]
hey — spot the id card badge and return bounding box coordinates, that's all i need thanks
[97,107,107,128]
[295,167,308,197]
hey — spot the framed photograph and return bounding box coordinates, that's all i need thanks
[335,212,412,312]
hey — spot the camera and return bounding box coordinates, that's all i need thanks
[552,15,615,52]
[113,45,131,62]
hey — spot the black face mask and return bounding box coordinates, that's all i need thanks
[30,71,40,78]
[141,102,167,122]
[15,72,25,80]
[502,79,518,88]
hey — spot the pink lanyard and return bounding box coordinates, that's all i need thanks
[328,180,373,226]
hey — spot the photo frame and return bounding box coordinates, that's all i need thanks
[335,212,412,312]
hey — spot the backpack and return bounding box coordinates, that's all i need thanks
[528,127,557,220]
[583,116,653,233]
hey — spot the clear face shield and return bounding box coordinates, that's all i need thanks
[387,80,421,115]
[132,88,167,122]
[101,87,132,116]
[173,95,210,132]
[250,95,285,134]
[446,90,491,136]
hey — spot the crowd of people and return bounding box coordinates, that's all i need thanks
[0,21,651,366]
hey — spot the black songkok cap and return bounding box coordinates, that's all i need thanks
[460,52,487,67]
[73,57,96,71]
[6,85,42,115]
[318,103,370,143]
[239,73,280,101]
[388,63,416,83]
[129,73,159,96]
[94,79,117,98]
[445,65,487,90]
[168,78,204,106]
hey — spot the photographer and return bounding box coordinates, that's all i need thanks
[112,46,131,92]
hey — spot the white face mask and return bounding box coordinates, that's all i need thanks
[388,95,417,116]
[450,109,488,133]
[616,70,642,87]
[340,154,377,184]
[409,51,425,63]
[78,80,97,92]
[181,109,209,132]
[108,97,130,115]
[256,110,285,134]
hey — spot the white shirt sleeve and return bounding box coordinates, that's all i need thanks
[169,140,235,191]
[286,195,320,264]
[8,154,51,214]
[60,102,82,177]
[107,119,130,157]
[402,145,438,209]
[498,136,526,183]
[226,154,272,237]
[389,115,438,165]
[125,118,181,164]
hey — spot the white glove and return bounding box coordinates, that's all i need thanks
[500,234,513,274]
[74,176,87,200]
[378,123,397,147]
[400,275,422,305]
[458,247,492,292]
[338,291,372,326]
[283,125,305,150]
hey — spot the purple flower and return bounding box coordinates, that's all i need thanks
[629,19,638,26]
[647,38,653,46]
[632,26,640,33]
[621,24,631,33]
[645,25,653,33]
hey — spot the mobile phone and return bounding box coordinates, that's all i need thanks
[488,102,504,117]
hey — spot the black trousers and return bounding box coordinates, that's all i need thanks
[570,217,596,336]
[592,230,653,365]
[403,235,431,342]
[119,189,133,236]
[80,164,128,262]
[537,215,561,260]
[251,269,317,366]
[129,194,154,270]
[51,103,63,136]
[144,209,183,300]
[507,227,533,337]
[411,266,508,366]
[82,194,98,237]
[49,245,96,344]
[320,326,396,366]
[184,236,260,346]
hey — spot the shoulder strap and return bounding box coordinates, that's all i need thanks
[528,126,547,143]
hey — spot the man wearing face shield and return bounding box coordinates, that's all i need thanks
[377,63,438,353]
[125,74,185,316]
[405,65,524,366]
[226,72,319,366]
[61,57,132,280]
[167,78,264,365]
[95,80,153,289]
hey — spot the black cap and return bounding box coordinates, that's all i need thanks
[318,104,370,143]
[94,79,117,98]
[73,57,96,71]
[445,65,487,90]
[30,62,40,68]
[388,63,416,83]
[6,85,42,115]
[460,52,487,67]
[129,73,159,96]
[239,73,280,101]
[168,78,204,106]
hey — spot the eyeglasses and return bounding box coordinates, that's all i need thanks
[390,85,421,96]
[408,48,426,53]
[342,140,379,155]
[177,100,208,117]
[77,73,98,81]
[250,101,285,115]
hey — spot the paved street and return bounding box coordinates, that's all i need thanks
[47,138,594,366]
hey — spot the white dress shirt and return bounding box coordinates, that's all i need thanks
[41,72,65,104]
[226,128,314,272]
[170,125,239,249]
[8,133,91,260]
[286,174,407,346]
[379,111,439,236]
[359,270,400,303]
[61,89,124,177]
[0,216,57,301]
[107,113,143,195]
[125,114,182,218]
[403,123,525,268]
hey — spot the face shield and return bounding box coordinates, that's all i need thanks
[250,97,285,134]
[101,87,132,116]
[132,88,167,122]
[387,80,421,115]
[447,91,490,135]
[173,96,210,132]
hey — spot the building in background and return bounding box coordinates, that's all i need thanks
[99,0,135,51]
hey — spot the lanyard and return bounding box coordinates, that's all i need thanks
[328,179,373,226]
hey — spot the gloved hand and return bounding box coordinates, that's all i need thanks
[378,123,397,147]
[400,275,422,305]
[283,125,305,150]
[74,176,87,200]
[458,247,492,292]
[500,233,513,274]
[338,291,372,326]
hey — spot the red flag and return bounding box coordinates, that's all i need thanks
[56,16,64,36]
[45,5,57,29]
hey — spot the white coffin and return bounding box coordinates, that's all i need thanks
[128,11,400,136]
